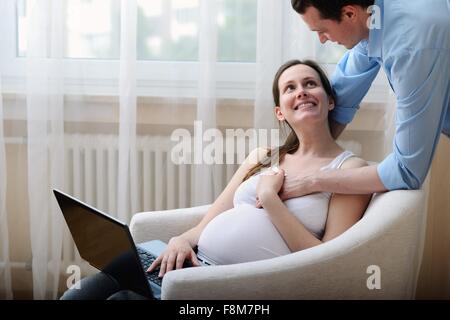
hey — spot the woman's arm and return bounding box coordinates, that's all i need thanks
[149,147,268,276]
[321,157,372,242]
[258,158,372,252]
[280,164,386,199]
[258,190,322,251]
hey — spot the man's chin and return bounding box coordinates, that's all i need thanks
[343,42,356,49]
[343,39,365,49]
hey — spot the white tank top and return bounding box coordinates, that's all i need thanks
[197,150,355,265]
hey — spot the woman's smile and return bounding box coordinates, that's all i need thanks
[294,100,317,111]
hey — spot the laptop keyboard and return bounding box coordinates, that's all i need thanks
[136,247,162,287]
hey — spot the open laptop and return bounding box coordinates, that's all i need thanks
[53,189,211,300]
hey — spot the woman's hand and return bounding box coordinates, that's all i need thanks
[255,168,285,207]
[147,236,201,278]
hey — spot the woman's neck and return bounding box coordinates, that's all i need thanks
[292,125,342,158]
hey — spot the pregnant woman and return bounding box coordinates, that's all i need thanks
[61,59,372,300]
[150,59,372,275]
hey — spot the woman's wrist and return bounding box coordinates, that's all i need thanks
[178,231,197,248]
[258,189,280,206]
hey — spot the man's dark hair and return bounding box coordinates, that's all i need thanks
[291,0,375,21]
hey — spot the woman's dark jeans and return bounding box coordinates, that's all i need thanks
[60,272,149,300]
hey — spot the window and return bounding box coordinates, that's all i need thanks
[315,41,347,64]
[65,0,120,59]
[3,0,388,101]
[137,0,257,62]
[17,0,121,59]
[17,0,257,62]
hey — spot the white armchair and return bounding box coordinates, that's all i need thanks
[130,190,427,299]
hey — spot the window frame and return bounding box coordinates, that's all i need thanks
[1,0,389,103]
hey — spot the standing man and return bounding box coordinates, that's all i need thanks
[282,0,450,198]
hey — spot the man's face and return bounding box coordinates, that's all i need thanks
[301,6,364,49]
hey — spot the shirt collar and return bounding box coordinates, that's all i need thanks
[367,0,384,58]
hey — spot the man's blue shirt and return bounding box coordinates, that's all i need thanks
[331,0,450,190]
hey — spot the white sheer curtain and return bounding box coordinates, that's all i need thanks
[21,0,140,299]
[26,0,65,300]
[0,0,398,300]
[117,0,138,222]
[0,73,13,300]
[193,0,218,205]
[253,0,282,131]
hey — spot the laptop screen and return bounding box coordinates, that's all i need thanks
[59,199,133,271]
[53,189,154,298]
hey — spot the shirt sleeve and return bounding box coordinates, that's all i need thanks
[330,42,381,124]
[377,49,450,190]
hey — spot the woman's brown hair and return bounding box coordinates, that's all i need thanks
[243,59,336,181]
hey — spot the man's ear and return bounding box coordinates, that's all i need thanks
[275,106,285,121]
[341,5,358,21]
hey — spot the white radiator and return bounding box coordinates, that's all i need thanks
[63,134,240,215]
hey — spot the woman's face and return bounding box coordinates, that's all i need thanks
[275,64,334,126]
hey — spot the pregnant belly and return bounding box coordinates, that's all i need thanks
[197,204,291,265]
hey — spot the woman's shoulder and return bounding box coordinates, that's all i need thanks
[245,147,270,166]
[339,154,368,169]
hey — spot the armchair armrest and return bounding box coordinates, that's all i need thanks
[130,205,210,243]
[160,190,426,300]
[130,190,426,299]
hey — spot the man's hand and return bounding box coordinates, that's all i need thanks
[279,172,317,201]
[255,169,317,207]
[279,164,386,198]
